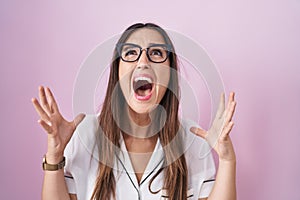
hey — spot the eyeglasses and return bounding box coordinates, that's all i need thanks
[116,43,172,63]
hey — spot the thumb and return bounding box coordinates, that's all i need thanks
[73,113,86,129]
[190,127,207,139]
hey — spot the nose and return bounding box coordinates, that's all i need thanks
[137,49,150,69]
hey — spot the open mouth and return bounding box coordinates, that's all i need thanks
[133,76,154,101]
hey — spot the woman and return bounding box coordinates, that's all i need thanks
[32,23,237,200]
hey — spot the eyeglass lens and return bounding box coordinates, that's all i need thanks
[119,44,169,63]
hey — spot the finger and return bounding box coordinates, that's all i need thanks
[223,92,235,116]
[45,87,59,113]
[222,91,236,119]
[224,101,237,123]
[38,119,53,134]
[190,127,207,139]
[229,91,235,103]
[32,98,51,122]
[38,86,51,115]
[216,93,225,118]
[220,121,234,140]
[71,113,86,130]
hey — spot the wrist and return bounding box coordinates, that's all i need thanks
[218,158,236,165]
[45,153,64,164]
[42,155,65,171]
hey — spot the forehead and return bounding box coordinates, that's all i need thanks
[125,28,166,47]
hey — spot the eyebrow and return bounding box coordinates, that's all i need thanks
[148,43,167,46]
[120,43,168,51]
[124,43,167,47]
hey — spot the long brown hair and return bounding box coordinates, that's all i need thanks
[91,23,188,200]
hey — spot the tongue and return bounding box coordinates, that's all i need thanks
[136,88,151,96]
[135,83,152,97]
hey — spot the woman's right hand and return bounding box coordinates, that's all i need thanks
[32,86,85,163]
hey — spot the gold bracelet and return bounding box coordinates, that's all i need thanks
[42,155,65,171]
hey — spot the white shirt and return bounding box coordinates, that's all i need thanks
[64,115,216,200]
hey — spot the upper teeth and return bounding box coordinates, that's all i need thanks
[134,76,152,83]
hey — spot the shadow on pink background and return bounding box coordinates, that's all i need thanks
[1,0,299,199]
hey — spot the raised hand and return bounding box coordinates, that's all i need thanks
[32,86,85,163]
[190,92,237,161]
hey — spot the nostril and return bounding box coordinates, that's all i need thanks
[137,64,150,69]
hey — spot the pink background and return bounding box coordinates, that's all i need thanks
[1,0,300,199]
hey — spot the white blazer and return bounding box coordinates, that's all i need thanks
[64,115,215,200]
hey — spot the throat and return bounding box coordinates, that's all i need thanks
[128,107,151,126]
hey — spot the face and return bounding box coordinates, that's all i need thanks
[118,28,171,114]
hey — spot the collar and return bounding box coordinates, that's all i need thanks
[115,133,164,187]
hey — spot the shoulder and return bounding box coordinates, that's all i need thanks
[180,119,215,174]
[76,114,99,132]
[180,118,208,152]
[179,119,216,198]
[64,115,100,197]
[65,114,99,160]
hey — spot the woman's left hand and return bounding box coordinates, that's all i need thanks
[190,92,237,162]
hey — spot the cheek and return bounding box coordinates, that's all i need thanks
[118,63,134,98]
[118,62,126,80]
[118,60,134,77]
[156,66,170,88]
[155,67,170,102]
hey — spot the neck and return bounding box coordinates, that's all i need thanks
[121,107,161,139]
[126,106,152,138]
[129,108,151,126]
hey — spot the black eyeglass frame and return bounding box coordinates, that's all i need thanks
[116,43,172,63]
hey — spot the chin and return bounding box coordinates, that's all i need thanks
[127,100,158,115]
